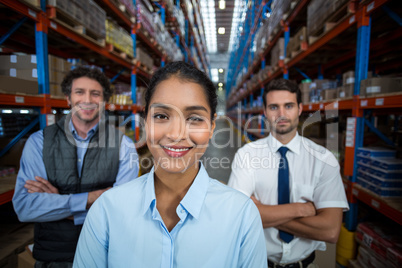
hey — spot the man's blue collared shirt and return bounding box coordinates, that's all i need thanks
[73,164,267,268]
[12,120,139,225]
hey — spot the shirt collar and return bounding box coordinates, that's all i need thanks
[69,119,98,140]
[179,163,209,220]
[142,162,209,220]
[143,167,157,216]
[268,132,301,155]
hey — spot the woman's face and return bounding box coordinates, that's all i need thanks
[145,76,215,174]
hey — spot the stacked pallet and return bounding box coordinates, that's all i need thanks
[47,0,106,41]
[106,19,133,58]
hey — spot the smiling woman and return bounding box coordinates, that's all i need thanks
[73,61,268,268]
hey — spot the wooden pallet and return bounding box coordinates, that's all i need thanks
[287,41,309,59]
[110,0,136,23]
[308,2,352,41]
[106,43,133,60]
[47,6,106,43]
[138,27,155,43]
[132,58,152,73]
[20,0,41,10]
[282,0,302,21]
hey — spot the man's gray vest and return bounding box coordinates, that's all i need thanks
[33,115,123,262]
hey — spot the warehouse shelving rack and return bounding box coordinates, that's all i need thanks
[180,0,209,72]
[0,0,209,204]
[226,0,402,231]
[227,0,268,95]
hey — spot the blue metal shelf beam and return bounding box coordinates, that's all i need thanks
[0,17,28,46]
[354,19,371,95]
[0,117,39,158]
[294,67,311,80]
[110,68,127,83]
[35,4,50,129]
[364,118,396,147]
[382,5,402,26]
[346,15,372,231]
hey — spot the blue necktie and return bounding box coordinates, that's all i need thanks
[278,147,294,243]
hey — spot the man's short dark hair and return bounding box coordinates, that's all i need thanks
[263,79,301,107]
[61,66,113,102]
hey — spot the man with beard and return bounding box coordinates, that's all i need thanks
[12,67,139,268]
[228,79,348,268]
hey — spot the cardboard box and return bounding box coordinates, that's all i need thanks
[360,77,402,97]
[47,0,69,9]
[324,88,338,100]
[49,70,66,84]
[49,82,65,97]
[0,76,38,95]
[17,249,35,268]
[307,0,349,36]
[0,69,38,81]
[301,91,311,104]
[338,84,354,99]
[20,0,40,7]
[270,38,285,68]
[300,82,312,103]
[0,70,66,84]
[286,27,307,57]
[48,55,66,72]
[0,55,71,73]
[0,55,37,69]
[342,70,355,85]
[136,47,154,70]
[0,54,71,86]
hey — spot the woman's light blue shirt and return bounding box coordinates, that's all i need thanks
[73,164,267,268]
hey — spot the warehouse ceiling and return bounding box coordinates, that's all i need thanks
[200,0,247,54]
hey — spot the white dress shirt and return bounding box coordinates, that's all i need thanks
[228,133,349,264]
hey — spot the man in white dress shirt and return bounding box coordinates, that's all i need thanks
[228,78,349,268]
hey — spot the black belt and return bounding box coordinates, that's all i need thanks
[268,252,315,268]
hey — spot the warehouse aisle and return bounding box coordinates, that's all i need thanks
[202,117,245,184]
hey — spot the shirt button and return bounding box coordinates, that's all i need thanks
[181,209,185,213]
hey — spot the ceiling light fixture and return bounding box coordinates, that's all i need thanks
[219,0,226,9]
[200,0,217,53]
[218,68,224,73]
[218,27,225,35]
[211,68,219,82]
[218,82,223,87]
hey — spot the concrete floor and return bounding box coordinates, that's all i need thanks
[202,117,337,267]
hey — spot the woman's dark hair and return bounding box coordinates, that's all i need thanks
[145,61,217,120]
[263,78,302,107]
[61,66,113,102]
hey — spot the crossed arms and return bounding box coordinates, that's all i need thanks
[25,176,110,210]
[12,133,138,224]
[251,197,343,243]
